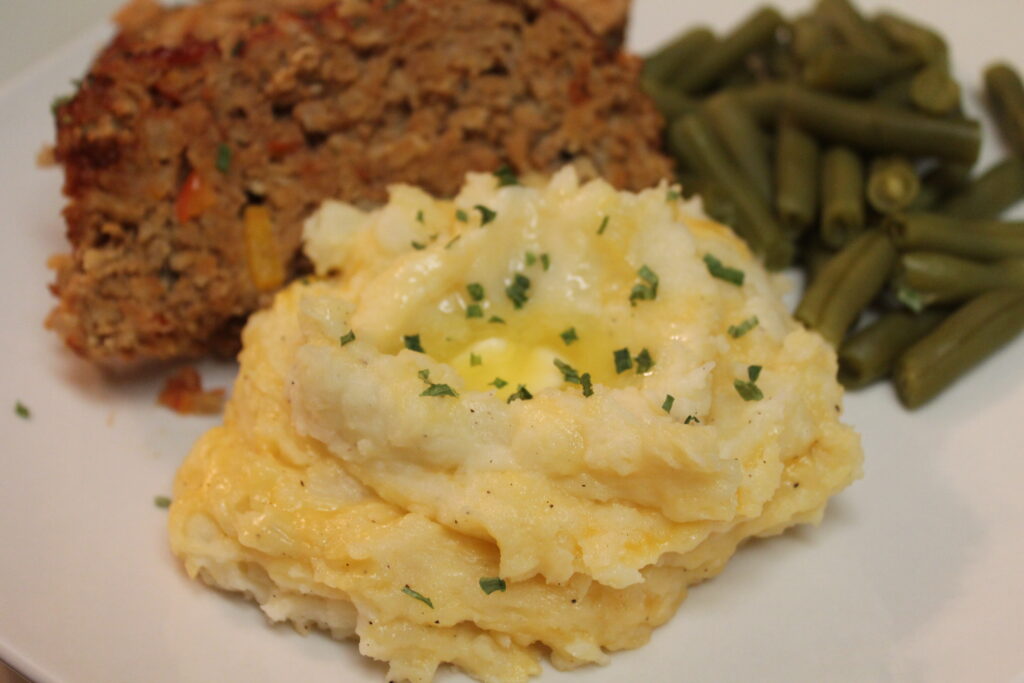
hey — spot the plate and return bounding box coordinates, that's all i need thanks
[1,1,1023,681]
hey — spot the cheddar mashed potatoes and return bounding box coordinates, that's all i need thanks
[169,168,862,682]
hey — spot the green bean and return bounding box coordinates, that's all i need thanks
[803,240,838,283]
[803,47,920,94]
[894,289,1024,408]
[795,229,896,346]
[872,76,915,110]
[790,15,832,63]
[674,7,785,94]
[939,157,1024,219]
[888,213,1024,260]
[838,310,946,388]
[867,157,921,214]
[763,85,981,163]
[873,11,948,64]
[724,83,789,122]
[923,162,972,195]
[643,27,717,87]
[907,183,943,212]
[815,0,892,57]
[820,146,865,248]
[705,95,773,202]
[640,79,699,120]
[984,63,1024,157]
[775,120,819,233]
[894,252,1024,307]
[910,64,961,116]
[669,114,793,269]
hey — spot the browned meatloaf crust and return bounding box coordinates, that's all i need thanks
[48,0,672,362]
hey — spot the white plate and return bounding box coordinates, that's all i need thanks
[1,2,1023,682]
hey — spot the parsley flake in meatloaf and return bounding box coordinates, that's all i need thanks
[46,0,672,362]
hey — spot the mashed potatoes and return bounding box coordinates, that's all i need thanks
[169,168,862,682]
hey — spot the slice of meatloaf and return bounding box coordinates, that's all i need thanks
[47,0,672,362]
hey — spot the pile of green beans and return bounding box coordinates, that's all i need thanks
[643,0,1024,409]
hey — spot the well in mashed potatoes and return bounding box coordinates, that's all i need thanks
[169,168,862,682]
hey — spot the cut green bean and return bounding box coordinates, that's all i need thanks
[803,47,920,94]
[894,289,1024,408]
[820,146,865,248]
[815,0,892,57]
[867,157,921,214]
[894,252,1024,307]
[888,213,1024,260]
[923,162,972,195]
[795,229,896,346]
[641,78,699,120]
[939,157,1024,219]
[910,64,961,116]
[643,27,718,87]
[838,309,946,388]
[674,7,785,94]
[775,120,819,233]
[873,11,948,64]
[984,62,1024,157]
[803,241,838,283]
[872,76,914,110]
[669,114,793,269]
[790,15,833,62]
[705,94,773,201]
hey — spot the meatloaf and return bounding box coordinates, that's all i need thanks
[47,0,672,362]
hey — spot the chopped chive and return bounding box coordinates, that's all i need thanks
[418,369,432,382]
[493,165,519,187]
[215,144,232,173]
[662,394,675,414]
[667,189,681,201]
[540,253,550,271]
[613,348,632,374]
[506,385,533,403]
[154,496,172,509]
[734,380,763,401]
[684,415,700,424]
[411,241,427,250]
[402,586,434,608]
[475,205,497,226]
[490,377,508,389]
[629,265,659,305]
[421,383,458,398]
[470,353,482,367]
[416,210,425,224]
[525,252,537,267]
[14,401,30,419]
[488,316,506,324]
[728,316,759,339]
[480,576,507,594]
[455,209,469,223]
[748,365,762,382]
[553,359,581,384]
[634,348,654,374]
[445,235,462,249]
[560,327,578,345]
[466,304,484,319]
[467,283,485,301]
[404,334,425,353]
[597,215,610,235]
[505,273,531,309]
[339,330,356,346]
[580,373,594,397]
[703,254,745,286]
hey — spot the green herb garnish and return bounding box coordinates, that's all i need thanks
[455,209,469,223]
[480,577,507,594]
[470,353,483,367]
[667,189,681,201]
[897,285,925,313]
[748,365,762,382]
[445,235,462,249]
[339,330,356,346]
[613,348,633,374]
[467,283,485,301]
[402,585,433,608]
[466,304,484,319]
[597,215,610,235]
[684,415,700,424]
[560,327,578,345]
[581,373,594,397]
[629,265,659,305]
[734,366,764,401]
[411,241,427,250]
[525,252,537,267]
[215,144,232,173]
[553,359,581,384]
[404,334,425,353]
[634,348,654,374]
[416,210,425,223]
[540,253,550,271]
[475,205,497,226]
[704,254,745,286]
[490,377,508,389]
[418,369,458,398]
[505,273,531,309]
[493,165,519,187]
[14,401,30,419]
[507,385,533,403]
[662,394,674,414]
[154,496,172,509]
[488,316,506,324]
[728,316,759,339]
